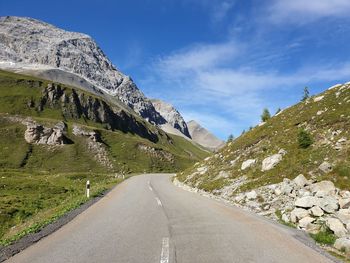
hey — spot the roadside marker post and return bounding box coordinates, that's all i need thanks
[86,180,90,198]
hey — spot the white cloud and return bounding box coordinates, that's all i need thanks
[156,41,238,75]
[269,0,350,23]
[211,1,235,24]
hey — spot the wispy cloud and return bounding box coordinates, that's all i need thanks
[211,1,235,24]
[269,0,350,23]
[146,37,350,138]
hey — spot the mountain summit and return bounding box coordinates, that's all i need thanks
[0,16,166,125]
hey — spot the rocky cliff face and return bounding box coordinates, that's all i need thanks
[151,99,191,138]
[187,120,224,151]
[0,16,165,125]
[36,82,159,142]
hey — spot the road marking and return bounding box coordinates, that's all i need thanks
[148,181,153,191]
[160,237,169,263]
[155,197,162,207]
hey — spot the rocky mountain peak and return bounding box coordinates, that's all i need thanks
[151,99,191,138]
[0,16,165,125]
[187,120,224,151]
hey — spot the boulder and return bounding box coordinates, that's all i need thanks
[305,223,321,234]
[261,154,283,171]
[336,209,350,226]
[318,162,333,173]
[326,218,348,237]
[298,216,315,229]
[241,159,256,170]
[339,198,350,209]
[295,196,319,208]
[290,208,309,223]
[293,174,310,188]
[310,181,336,197]
[334,237,350,253]
[246,190,258,200]
[310,206,324,217]
[216,171,230,179]
[318,196,339,213]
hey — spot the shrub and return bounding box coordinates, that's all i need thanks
[298,129,313,148]
[310,228,336,245]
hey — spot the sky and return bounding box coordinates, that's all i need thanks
[1,0,350,140]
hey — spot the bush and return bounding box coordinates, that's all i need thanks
[298,129,313,148]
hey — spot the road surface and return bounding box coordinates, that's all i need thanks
[6,174,334,263]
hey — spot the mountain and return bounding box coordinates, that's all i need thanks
[151,99,191,138]
[176,83,350,258]
[187,120,225,151]
[0,16,167,125]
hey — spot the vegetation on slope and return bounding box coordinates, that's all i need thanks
[0,70,208,244]
[178,83,350,193]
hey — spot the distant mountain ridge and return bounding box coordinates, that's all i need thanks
[187,120,225,151]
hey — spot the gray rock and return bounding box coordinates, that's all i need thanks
[298,216,315,229]
[282,213,290,223]
[336,209,350,226]
[310,181,336,197]
[339,198,350,209]
[246,190,258,200]
[241,159,256,170]
[318,161,333,173]
[326,218,348,237]
[295,196,319,208]
[25,121,68,145]
[305,223,321,234]
[318,196,339,213]
[310,206,324,217]
[334,237,350,253]
[261,154,283,171]
[293,174,310,188]
[291,208,309,223]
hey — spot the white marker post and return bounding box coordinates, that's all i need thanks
[86,180,90,198]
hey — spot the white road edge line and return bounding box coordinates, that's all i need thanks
[160,237,169,263]
[155,197,162,207]
[148,181,153,191]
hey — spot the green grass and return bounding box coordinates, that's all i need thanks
[310,228,337,245]
[0,170,121,244]
[179,82,350,193]
[0,69,208,245]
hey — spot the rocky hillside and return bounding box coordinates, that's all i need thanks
[187,120,224,151]
[151,99,191,138]
[177,83,350,258]
[0,16,167,125]
[0,70,208,174]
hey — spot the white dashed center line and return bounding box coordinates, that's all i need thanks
[155,197,162,207]
[160,237,169,263]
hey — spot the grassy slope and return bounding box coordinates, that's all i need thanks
[178,83,350,193]
[0,70,208,243]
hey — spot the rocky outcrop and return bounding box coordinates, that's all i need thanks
[151,99,190,138]
[241,159,256,170]
[261,149,286,171]
[187,120,224,151]
[72,125,113,169]
[137,144,174,163]
[24,120,69,145]
[37,83,159,143]
[0,16,164,125]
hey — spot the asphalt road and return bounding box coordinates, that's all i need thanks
[6,174,334,263]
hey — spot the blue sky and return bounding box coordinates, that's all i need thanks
[2,0,350,140]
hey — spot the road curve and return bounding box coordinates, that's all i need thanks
[6,174,334,263]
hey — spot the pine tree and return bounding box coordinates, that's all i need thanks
[302,87,310,101]
[227,134,234,142]
[261,108,271,122]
